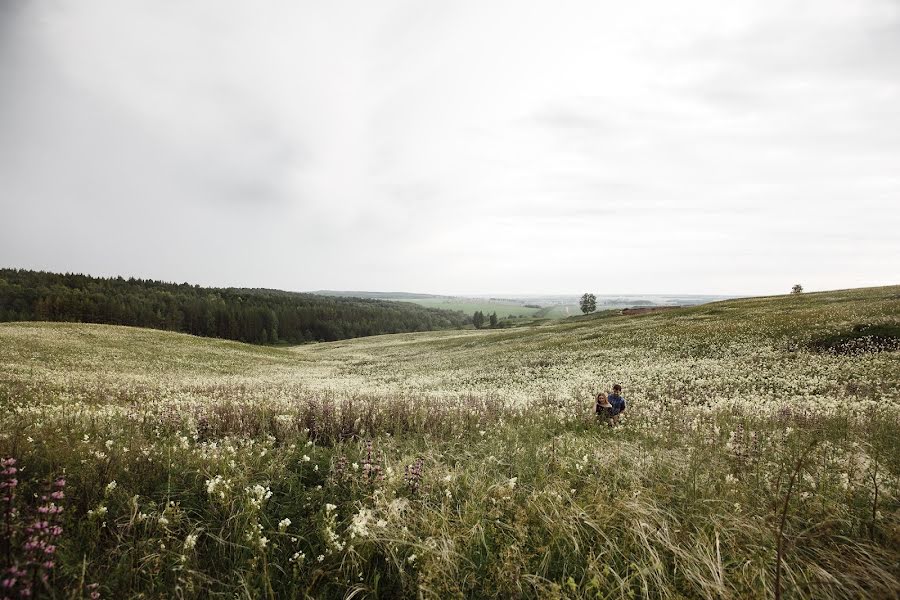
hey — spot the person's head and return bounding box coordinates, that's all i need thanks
[612,384,622,394]
[596,392,609,405]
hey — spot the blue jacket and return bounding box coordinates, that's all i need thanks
[608,394,626,416]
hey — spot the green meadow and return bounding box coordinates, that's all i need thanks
[1,286,898,598]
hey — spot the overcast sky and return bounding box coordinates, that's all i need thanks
[1,0,898,295]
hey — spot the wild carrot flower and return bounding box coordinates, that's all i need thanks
[184,533,198,551]
[348,508,372,539]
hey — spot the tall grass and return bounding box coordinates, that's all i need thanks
[2,388,898,598]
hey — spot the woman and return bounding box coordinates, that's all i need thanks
[595,392,614,425]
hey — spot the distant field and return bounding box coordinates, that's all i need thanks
[314,291,737,323]
[533,303,580,318]
[1,286,898,598]
[392,297,543,319]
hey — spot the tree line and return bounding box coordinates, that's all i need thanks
[0,269,472,344]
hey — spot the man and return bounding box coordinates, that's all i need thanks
[608,384,626,424]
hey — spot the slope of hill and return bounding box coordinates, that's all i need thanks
[1,285,898,598]
[0,268,471,344]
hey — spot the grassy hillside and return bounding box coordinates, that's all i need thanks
[1,286,898,598]
[0,268,472,345]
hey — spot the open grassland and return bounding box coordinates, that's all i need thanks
[1,287,899,598]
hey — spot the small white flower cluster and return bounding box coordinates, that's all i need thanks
[246,484,273,509]
[348,508,373,539]
[184,532,198,550]
[205,475,231,499]
[322,504,345,552]
[245,521,268,550]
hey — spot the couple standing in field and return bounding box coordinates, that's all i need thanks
[595,384,626,426]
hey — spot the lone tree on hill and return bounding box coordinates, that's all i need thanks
[580,293,597,314]
[791,284,803,294]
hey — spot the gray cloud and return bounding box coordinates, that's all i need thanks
[1,0,898,295]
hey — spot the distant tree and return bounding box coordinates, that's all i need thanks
[489,312,498,328]
[791,284,803,294]
[473,310,485,329]
[580,293,597,314]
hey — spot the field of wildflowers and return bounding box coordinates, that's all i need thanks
[1,286,898,598]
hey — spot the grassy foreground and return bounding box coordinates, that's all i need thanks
[1,287,899,598]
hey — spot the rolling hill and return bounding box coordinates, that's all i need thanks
[1,285,898,598]
[0,268,471,344]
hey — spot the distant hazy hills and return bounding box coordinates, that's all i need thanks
[315,290,736,320]
[313,290,452,300]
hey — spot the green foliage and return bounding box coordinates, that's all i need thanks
[0,268,471,344]
[579,292,597,314]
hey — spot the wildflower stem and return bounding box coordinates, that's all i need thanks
[774,440,817,600]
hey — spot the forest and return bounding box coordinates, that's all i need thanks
[0,269,471,344]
